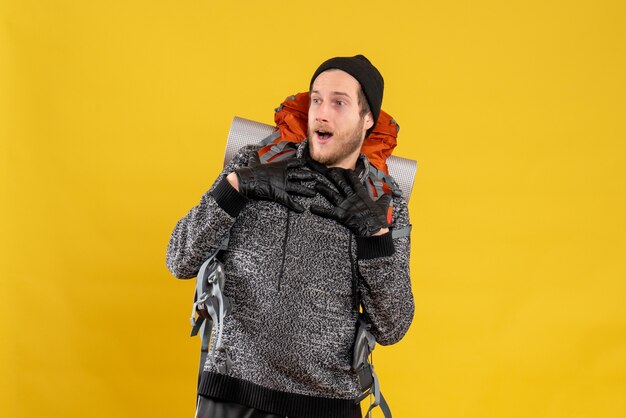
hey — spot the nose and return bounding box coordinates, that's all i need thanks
[315,100,330,123]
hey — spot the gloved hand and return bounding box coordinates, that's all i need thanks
[235,155,316,213]
[310,168,391,237]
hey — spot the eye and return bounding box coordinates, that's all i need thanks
[336,100,345,106]
[311,98,321,104]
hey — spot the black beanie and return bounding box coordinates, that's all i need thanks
[310,55,384,134]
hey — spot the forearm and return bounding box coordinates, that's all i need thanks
[226,172,240,191]
[165,145,257,278]
[356,198,415,345]
[165,190,239,278]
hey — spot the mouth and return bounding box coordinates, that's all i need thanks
[314,130,334,143]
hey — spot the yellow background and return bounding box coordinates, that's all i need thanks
[1,1,625,417]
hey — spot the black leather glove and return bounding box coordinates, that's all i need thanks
[310,168,392,237]
[235,155,316,213]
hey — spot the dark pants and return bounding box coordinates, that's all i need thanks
[195,395,288,418]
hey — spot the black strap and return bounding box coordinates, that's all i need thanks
[197,319,213,387]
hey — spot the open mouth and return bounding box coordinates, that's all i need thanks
[315,130,334,141]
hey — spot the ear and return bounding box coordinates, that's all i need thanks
[363,112,374,132]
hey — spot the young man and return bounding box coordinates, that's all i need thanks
[166,55,414,418]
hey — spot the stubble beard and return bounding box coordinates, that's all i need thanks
[308,119,366,167]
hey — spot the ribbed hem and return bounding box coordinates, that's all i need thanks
[210,177,249,218]
[356,232,395,260]
[198,372,361,418]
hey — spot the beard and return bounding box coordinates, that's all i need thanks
[308,118,366,167]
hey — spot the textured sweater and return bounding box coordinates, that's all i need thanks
[166,141,414,418]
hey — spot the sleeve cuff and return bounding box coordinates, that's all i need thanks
[210,176,248,218]
[356,232,395,260]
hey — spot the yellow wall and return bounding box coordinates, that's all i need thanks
[2,1,625,417]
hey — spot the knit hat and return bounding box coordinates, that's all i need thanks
[310,55,384,135]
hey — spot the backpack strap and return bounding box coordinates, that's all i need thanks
[392,225,412,239]
[190,237,232,385]
[352,317,393,418]
[364,367,392,418]
[258,138,297,164]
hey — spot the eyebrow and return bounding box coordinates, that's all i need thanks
[310,90,353,99]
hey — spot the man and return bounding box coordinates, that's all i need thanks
[166,55,414,418]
